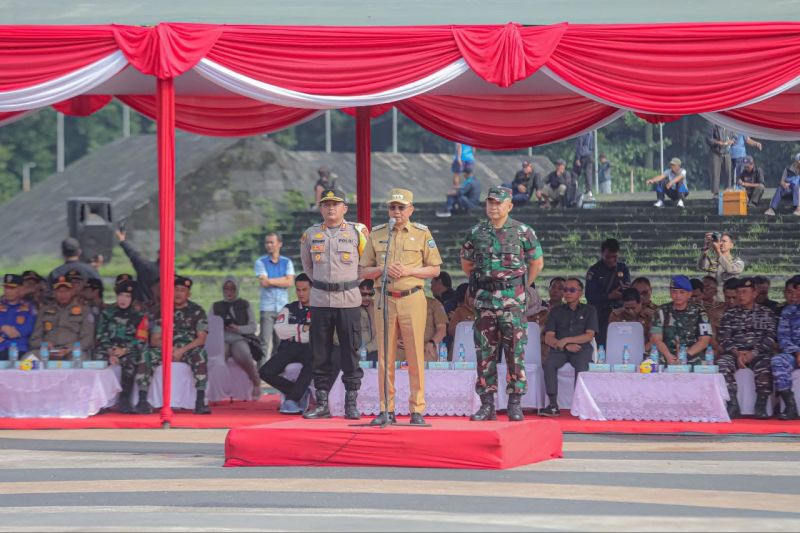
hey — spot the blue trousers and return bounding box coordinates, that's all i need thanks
[445,192,479,212]
[769,183,800,210]
[771,352,799,392]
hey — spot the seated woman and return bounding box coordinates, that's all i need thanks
[211,276,262,400]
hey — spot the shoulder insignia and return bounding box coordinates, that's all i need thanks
[372,223,387,231]
[411,222,429,231]
[300,232,308,244]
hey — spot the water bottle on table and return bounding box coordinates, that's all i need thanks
[438,341,448,363]
[8,342,18,365]
[39,342,50,369]
[457,343,465,363]
[72,342,82,369]
[359,343,367,362]
[622,344,631,365]
[649,345,660,372]
[704,346,715,366]
[678,345,688,365]
[597,345,606,364]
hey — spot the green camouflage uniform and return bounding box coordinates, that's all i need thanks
[651,302,713,365]
[137,301,208,391]
[461,213,543,395]
[95,305,147,383]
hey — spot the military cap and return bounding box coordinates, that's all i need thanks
[487,186,512,202]
[723,277,740,291]
[737,277,756,289]
[51,275,73,289]
[114,273,134,287]
[386,188,413,205]
[21,270,43,282]
[670,275,692,292]
[87,278,104,292]
[174,275,193,288]
[65,268,84,281]
[115,280,135,295]
[318,188,345,204]
[3,274,22,287]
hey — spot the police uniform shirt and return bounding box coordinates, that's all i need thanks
[544,302,599,347]
[30,298,95,351]
[300,220,367,308]
[0,299,37,353]
[360,222,442,291]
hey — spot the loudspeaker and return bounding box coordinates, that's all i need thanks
[67,197,114,263]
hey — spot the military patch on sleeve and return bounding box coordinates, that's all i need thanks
[427,239,436,248]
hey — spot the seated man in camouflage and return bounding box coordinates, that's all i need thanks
[29,275,94,360]
[649,275,712,366]
[717,278,777,419]
[95,280,149,414]
[136,275,210,414]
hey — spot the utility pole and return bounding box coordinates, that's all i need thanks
[123,105,131,138]
[391,107,398,154]
[56,112,65,172]
[324,110,332,153]
[22,162,36,192]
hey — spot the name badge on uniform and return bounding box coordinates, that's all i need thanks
[44,321,53,331]
[311,244,325,252]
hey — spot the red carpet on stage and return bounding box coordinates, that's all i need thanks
[224,417,563,470]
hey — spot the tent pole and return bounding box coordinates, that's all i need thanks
[156,77,176,428]
[324,110,332,153]
[56,112,65,173]
[391,107,398,154]
[355,106,372,229]
[659,123,664,172]
[593,129,598,193]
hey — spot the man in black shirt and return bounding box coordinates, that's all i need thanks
[539,277,598,417]
[736,156,765,207]
[540,159,575,209]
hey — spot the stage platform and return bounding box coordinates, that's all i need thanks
[224,417,563,470]
[1,395,799,436]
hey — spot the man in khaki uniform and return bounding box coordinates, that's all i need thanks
[397,296,447,362]
[300,188,369,420]
[29,275,94,359]
[360,188,442,426]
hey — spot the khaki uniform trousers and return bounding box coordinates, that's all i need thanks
[376,289,427,413]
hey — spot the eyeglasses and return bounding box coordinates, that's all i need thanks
[388,204,408,211]
[361,291,375,297]
[563,287,580,293]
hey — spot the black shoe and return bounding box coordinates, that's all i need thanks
[117,394,135,414]
[370,411,396,426]
[507,393,525,422]
[303,390,331,419]
[538,404,560,417]
[344,390,360,420]
[134,391,153,414]
[409,413,426,426]
[727,397,741,420]
[778,391,799,421]
[194,390,211,415]
[754,393,770,420]
[470,394,496,421]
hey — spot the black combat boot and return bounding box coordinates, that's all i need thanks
[726,396,741,419]
[116,373,135,414]
[778,390,799,421]
[753,393,771,420]
[194,389,211,415]
[303,389,331,419]
[135,390,153,414]
[507,393,524,422]
[344,390,360,420]
[470,393,496,421]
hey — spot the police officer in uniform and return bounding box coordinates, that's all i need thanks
[585,238,631,346]
[360,188,442,426]
[461,186,544,422]
[95,280,149,413]
[716,277,776,419]
[0,274,37,360]
[300,189,368,420]
[29,275,95,359]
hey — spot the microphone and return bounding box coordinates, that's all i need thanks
[388,217,396,231]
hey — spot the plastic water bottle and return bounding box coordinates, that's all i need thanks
[679,345,688,365]
[704,346,715,366]
[649,345,660,372]
[597,345,606,364]
[457,343,465,363]
[438,341,448,362]
[72,342,82,368]
[39,342,50,369]
[622,344,631,365]
[8,342,18,364]
[359,344,367,362]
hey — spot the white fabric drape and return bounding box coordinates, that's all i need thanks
[193,57,471,109]
[0,51,128,112]
[701,112,800,141]
[0,109,38,127]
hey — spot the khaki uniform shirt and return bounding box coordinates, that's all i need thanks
[300,220,368,308]
[398,296,448,360]
[360,222,442,291]
[30,298,94,352]
[609,307,653,347]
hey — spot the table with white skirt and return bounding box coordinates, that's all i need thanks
[570,372,731,423]
[0,369,121,418]
[328,363,546,417]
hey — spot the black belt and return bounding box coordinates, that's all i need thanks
[312,280,360,292]
[476,277,524,291]
[386,287,422,298]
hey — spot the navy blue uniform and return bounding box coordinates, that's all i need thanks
[0,299,37,358]
[585,260,631,346]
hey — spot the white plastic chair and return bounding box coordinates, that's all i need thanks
[205,313,254,402]
[148,363,198,409]
[605,321,645,365]
[452,321,478,362]
[735,368,775,416]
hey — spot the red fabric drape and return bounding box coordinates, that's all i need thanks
[0,110,28,126]
[452,23,566,88]
[156,77,175,426]
[112,23,222,79]
[720,93,800,132]
[397,94,619,150]
[52,95,113,116]
[0,26,118,91]
[341,104,393,119]
[546,23,800,114]
[355,107,372,229]
[119,95,319,136]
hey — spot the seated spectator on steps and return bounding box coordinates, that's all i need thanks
[211,276,263,401]
[258,274,313,415]
[0,274,36,360]
[765,153,800,217]
[540,159,573,209]
[647,157,688,208]
[437,169,481,217]
[313,166,336,206]
[736,156,765,208]
[29,275,95,361]
[503,160,540,206]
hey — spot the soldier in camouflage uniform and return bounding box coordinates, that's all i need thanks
[771,276,800,420]
[95,280,148,413]
[650,275,713,366]
[136,275,211,414]
[716,277,776,419]
[461,186,544,421]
